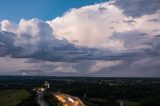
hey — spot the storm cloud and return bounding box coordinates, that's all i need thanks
[0,0,160,77]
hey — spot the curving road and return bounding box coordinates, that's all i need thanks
[53,93,85,106]
[36,91,49,106]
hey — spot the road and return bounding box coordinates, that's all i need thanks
[36,91,49,106]
[53,93,85,106]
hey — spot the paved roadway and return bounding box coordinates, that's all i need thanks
[36,91,49,106]
[53,93,85,106]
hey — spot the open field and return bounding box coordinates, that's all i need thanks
[0,89,30,106]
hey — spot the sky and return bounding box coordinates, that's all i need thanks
[0,0,160,77]
[0,0,106,22]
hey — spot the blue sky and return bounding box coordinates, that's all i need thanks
[0,0,107,22]
[0,0,160,77]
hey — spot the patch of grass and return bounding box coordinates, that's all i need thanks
[0,89,30,106]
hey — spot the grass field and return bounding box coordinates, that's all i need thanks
[0,89,30,106]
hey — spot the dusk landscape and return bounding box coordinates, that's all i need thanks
[0,0,160,106]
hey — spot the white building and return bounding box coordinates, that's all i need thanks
[44,81,50,88]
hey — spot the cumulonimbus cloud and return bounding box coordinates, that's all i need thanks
[0,0,160,76]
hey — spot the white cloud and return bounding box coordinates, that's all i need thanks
[134,12,160,36]
[53,66,78,73]
[89,60,121,73]
[1,1,159,52]
[47,2,132,50]
[1,20,17,32]
[1,19,53,47]
[47,1,160,52]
